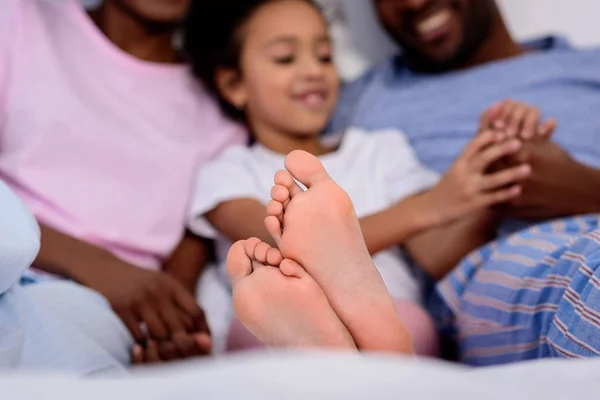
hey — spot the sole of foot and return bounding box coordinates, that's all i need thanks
[265,150,413,354]
[226,237,356,349]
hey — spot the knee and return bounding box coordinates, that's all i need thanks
[547,238,600,357]
[24,281,134,365]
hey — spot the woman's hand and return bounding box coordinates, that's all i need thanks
[78,261,211,361]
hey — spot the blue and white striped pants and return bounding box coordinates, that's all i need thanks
[437,214,600,365]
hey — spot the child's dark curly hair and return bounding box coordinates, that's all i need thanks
[184,0,321,123]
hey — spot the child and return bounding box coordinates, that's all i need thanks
[185,0,548,355]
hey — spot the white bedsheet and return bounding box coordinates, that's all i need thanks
[2,352,598,399]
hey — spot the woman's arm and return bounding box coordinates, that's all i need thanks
[36,224,210,351]
[35,223,127,282]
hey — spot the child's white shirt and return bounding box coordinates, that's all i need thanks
[188,128,439,301]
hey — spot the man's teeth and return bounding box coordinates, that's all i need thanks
[417,10,451,35]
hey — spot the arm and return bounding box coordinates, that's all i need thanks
[396,101,562,277]
[162,230,210,295]
[36,224,210,359]
[477,100,600,219]
[362,130,529,278]
[205,193,439,255]
[359,193,500,280]
[403,210,500,280]
[204,199,276,247]
[203,191,469,266]
[399,101,555,277]
[558,164,600,214]
[203,191,463,262]
[35,223,130,283]
[358,192,437,255]
[503,138,600,219]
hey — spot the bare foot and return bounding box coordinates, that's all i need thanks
[225,237,356,349]
[265,150,413,353]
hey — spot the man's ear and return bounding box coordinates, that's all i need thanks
[215,67,247,109]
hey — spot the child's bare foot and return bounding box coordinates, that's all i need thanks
[225,238,356,349]
[265,150,412,353]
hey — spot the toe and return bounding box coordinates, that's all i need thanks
[243,238,261,258]
[274,169,303,197]
[270,184,290,203]
[267,200,284,220]
[274,169,295,187]
[226,241,253,285]
[254,241,272,263]
[265,215,282,244]
[284,150,330,188]
[266,247,283,266]
[279,259,308,279]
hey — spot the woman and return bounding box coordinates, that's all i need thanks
[0,0,245,373]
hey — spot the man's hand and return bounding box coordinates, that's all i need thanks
[479,100,600,219]
[77,261,211,360]
[498,137,600,220]
[479,100,556,140]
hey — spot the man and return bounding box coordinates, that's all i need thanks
[332,0,600,365]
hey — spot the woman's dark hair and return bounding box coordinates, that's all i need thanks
[184,0,321,122]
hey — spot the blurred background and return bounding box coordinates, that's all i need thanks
[80,0,600,80]
[301,0,600,80]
